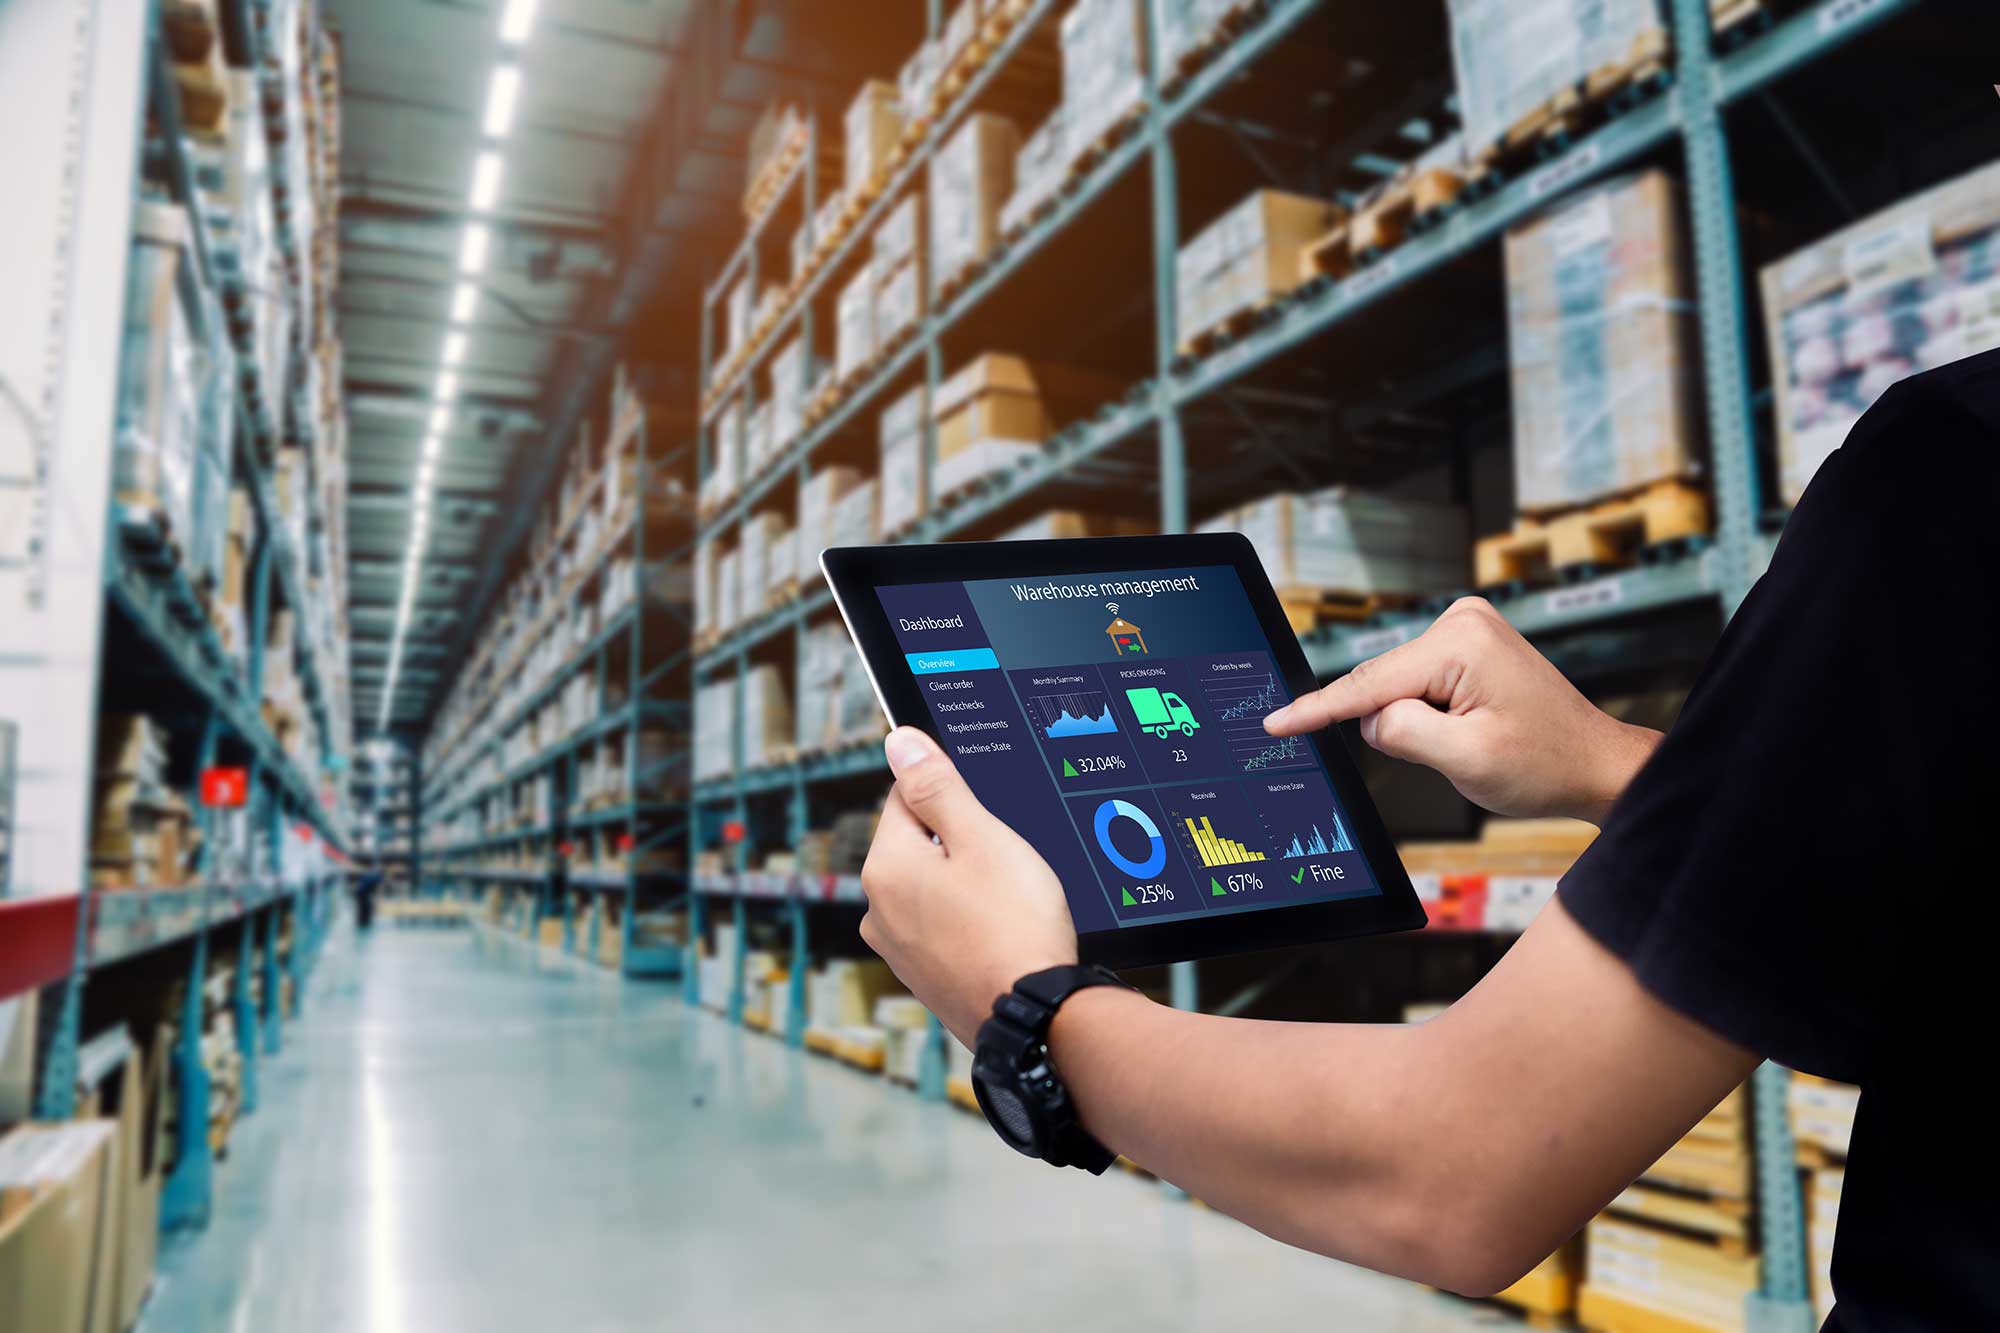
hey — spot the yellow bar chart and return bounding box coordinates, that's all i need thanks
[1183,815,1267,867]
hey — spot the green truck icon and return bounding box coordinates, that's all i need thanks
[1125,687,1200,738]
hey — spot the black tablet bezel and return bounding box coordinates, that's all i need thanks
[821,533,1429,970]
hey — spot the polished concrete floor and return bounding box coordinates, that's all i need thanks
[143,922,1511,1333]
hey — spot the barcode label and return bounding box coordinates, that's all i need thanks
[1526,140,1602,203]
[1341,254,1402,305]
[1817,0,1895,37]
[1544,577,1624,616]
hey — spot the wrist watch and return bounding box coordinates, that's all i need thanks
[970,964,1128,1174]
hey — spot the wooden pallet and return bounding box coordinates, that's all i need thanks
[1175,294,1282,359]
[1062,103,1146,185]
[1709,0,1777,47]
[1349,166,1465,260]
[1474,481,1710,589]
[1275,586,1414,635]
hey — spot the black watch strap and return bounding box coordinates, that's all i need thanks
[973,964,1129,1174]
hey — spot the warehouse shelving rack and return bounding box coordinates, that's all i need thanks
[417,406,696,979]
[682,0,1930,1323]
[0,0,350,1236]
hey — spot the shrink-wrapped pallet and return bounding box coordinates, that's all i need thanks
[1503,170,1701,513]
[1156,0,1238,74]
[1760,159,2000,506]
[836,258,876,383]
[693,679,735,783]
[1199,490,1468,597]
[929,113,1018,287]
[878,386,929,535]
[1059,0,1146,164]
[770,337,809,452]
[1446,0,1665,157]
[738,511,787,614]
[742,663,793,767]
[1000,108,1067,237]
[876,259,924,348]
[797,466,864,557]
[118,201,205,543]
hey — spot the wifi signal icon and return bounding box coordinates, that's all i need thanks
[1105,601,1119,614]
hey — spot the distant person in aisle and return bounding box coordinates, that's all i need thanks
[353,864,382,930]
[857,350,2000,1329]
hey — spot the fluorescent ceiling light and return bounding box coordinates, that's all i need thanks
[441,332,467,368]
[470,151,504,212]
[429,404,451,434]
[483,66,522,138]
[435,371,459,402]
[422,434,443,462]
[499,0,539,44]
[450,282,479,324]
[415,462,434,492]
[459,224,491,276]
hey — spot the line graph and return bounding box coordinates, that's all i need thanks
[1028,689,1118,738]
[1198,670,1309,773]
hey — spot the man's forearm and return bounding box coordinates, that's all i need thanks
[1041,902,1757,1297]
[1047,987,1471,1288]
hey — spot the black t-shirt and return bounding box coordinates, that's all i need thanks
[1560,348,2000,1331]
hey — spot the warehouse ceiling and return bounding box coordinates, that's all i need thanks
[330,0,930,742]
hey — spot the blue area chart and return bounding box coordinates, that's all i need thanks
[1279,813,1353,858]
[1092,799,1166,879]
[1029,690,1119,738]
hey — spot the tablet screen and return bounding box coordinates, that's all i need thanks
[874,564,1385,935]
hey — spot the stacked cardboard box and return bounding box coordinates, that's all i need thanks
[770,338,810,454]
[846,80,902,203]
[929,114,1019,290]
[1156,0,1239,74]
[1446,0,1666,158]
[877,386,929,536]
[874,193,925,349]
[899,38,941,125]
[1809,1165,1842,1324]
[1396,818,1597,932]
[876,995,935,1086]
[1059,0,1146,165]
[796,621,887,755]
[1504,170,1702,513]
[1199,489,1469,600]
[90,715,193,890]
[1177,189,1338,350]
[997,510,1151,542]
[804,958,903,1053]
[1760,159,2000,505]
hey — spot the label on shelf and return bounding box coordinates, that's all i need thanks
[1526,141,1603,204]
[1345,624,1416,660]
[1816,0,1896,38]
[1543,577,1625,617]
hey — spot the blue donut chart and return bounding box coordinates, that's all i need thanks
[1092,798,1167,879]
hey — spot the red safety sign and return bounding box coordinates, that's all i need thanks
[722,820,746,845]
[200,767,249,808]
[616,833,636,852]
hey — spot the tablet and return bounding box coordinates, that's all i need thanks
[821,534,1427,969]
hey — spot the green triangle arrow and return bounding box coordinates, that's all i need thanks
[1211,876,1227,897]
[1121,888,1137,907]
[1063,759,1079,778]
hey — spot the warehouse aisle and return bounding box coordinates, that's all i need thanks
[143,927,1504,1333]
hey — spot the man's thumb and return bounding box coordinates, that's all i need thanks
[884,727,980,843]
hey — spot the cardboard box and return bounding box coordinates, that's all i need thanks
[898,38,940,122]
[1199,490,1469,596]
[0,1121,120,1333]
[1760,159,2000,505]
[770,337,809,451]
[1177,189,1337,347]
[878,385,929,534]
[1157,0,1238,72]
[997,509,1151,542]
[845,79,902,201]
[929,113,1019,286]
[1504,170,1702,512]
[797,466,864,557]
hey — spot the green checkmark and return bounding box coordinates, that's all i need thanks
[1290,867,1306,884]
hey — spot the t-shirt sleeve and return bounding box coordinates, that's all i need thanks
[1557,379,1982,1084]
